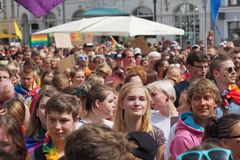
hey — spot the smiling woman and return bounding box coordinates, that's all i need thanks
[113,82,166,160]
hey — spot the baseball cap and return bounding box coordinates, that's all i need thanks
[191,44,200,50]
[32,50,40,56]
[83,42,94,48]
[134,48,141,54]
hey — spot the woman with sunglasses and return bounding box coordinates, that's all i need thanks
[177,142,234,160]
[204,114,240,160]
[170,78,221,160]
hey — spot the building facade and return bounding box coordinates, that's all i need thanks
[218,0,240,44]
[2,0,214,46]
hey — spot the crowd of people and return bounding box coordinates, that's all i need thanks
[0,36,240,160]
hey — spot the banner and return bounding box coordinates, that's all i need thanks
[15,0,64,18]
[30,34,49,47]
[54,33,73,48]
[211,0,221,23]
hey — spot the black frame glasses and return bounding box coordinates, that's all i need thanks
[228,135,240,139]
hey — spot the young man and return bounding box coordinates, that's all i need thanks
[15,66,40,108]
[210,54,240,117]
[174,50,209,107]
[32,93,80,160]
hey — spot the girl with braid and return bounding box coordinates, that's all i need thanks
[204,114,240,160]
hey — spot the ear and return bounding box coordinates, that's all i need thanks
[166,95,170,103]
[118,100,124,109]
[213,69,220,78]
[214,104,218,109]
[220,138,229,147]
[94,99,100,109]
[36,109,39,117]
[187,64,192,70]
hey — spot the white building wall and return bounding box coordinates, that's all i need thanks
[14,0,212,45]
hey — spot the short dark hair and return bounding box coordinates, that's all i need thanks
[209,54,231,78]
[186,50,208,65]
[45,93,80,119]
[204,114,240,139]
[122,49,134,58]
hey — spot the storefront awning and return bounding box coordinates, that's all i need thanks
[0,33,17,39]
[82,8,129,17]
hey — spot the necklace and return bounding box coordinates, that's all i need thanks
[43,132,59,160]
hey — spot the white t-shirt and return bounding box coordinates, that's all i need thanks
[75,119,113,129]
[150,110,171,140]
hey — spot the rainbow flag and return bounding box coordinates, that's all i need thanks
[30,34,49,47]
[110,36,119,49]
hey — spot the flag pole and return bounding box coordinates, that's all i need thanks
[204,0,207,54]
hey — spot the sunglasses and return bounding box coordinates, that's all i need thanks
[177,148,233,160]
[78,56,88,61]
[225,67,236,74]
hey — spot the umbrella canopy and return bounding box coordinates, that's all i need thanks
[80,16,184,36]
[33,17,107,34]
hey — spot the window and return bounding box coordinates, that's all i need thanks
[228,21,240,40]
[133,6,153,20]
[229,0,240,6]
[44,12,57,28]
[175,4,199,46]
[72,10,85,21]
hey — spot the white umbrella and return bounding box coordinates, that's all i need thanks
[33,17,107,34]
[80,16,184,36]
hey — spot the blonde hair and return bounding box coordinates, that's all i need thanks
[113,82,152,132]
[52,73,69,91]
[187,78,221,105]
[95,62,112,78]
[147,80,177,116]
[147,80,176,101]
[2,98,26,125]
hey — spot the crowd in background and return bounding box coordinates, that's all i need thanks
[0,33,240,160]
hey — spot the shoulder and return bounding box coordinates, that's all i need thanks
[174,80,189,91]
[170,136,194,160]
[75,119,86,129]
[103,119,113,128]
[228,100,240,114]
[14,83,22,91]
[148,126,166,147]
